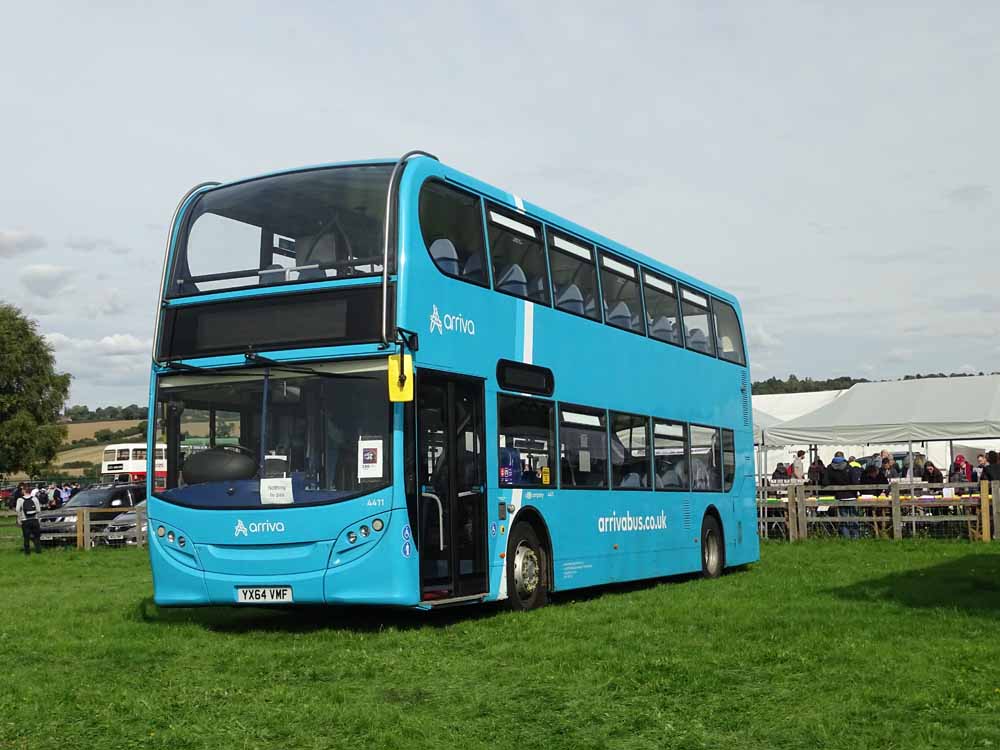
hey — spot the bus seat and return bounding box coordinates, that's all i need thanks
[296,234,338,280]
[688,328,708,351]
[530,276,547,301]
[556,284,585,315]
[462,252,483,280]
[620,472,642,488]
[607,301,632,329]
[429,239,460,276]
[631,314,642,332]
[584,296,597,317]
[650,316,677,341]
[496,264,528,298]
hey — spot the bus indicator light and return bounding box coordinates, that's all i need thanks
[372,518,384,532]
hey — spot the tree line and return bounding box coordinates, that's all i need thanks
[752,371,999,395]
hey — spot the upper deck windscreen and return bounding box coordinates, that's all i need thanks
[167,165,392,297]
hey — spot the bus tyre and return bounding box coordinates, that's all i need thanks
[700,514,725,579]
[506,522,548,611]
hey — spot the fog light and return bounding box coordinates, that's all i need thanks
[372,518,384,532]
[157,526,165,538]
[178,536,186,548]
[167,531,175,543]
[347,531,357,544]
[360,525,370,537]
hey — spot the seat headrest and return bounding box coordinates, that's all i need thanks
[429,239,460,276]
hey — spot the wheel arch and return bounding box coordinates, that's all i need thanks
[511,505,554,589]
[702,504,726,568]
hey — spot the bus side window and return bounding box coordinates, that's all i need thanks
[497,395,554,488]
[611,412,650,489]
[600,253,644,335]
[547,232,600,321]
[643,271,682,346]
[486,204,550,305]
[418,180,489,286]
[652,420,688,490]
[721,429,736,492]
[559,406,608,489]
[689,425,722,492]
[713,299,746,365]
[680,288,717,357]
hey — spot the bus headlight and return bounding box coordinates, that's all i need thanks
[347,531,357,544]
[167,531,175,543]
[359,525,370,537]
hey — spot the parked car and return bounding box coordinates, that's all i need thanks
[98,500,148,547]
[38,484,146,545]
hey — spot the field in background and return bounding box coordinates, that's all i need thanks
[64,419,144,442]
[0,540,998,749]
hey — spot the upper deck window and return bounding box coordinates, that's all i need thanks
[547,231,600,321]
[600,253,644,334]
[643,272,682,346]
[680,288,716,356]
[418,180,488,286]
[486,204,550,305]
[713,299,746,365]
[168,165,392,297]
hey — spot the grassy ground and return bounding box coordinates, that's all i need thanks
[0,540,997,750]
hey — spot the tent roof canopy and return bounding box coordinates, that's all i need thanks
[762,375,1000,446]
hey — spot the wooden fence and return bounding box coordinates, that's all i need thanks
[2,506,147,550]
[758,480,1000,542]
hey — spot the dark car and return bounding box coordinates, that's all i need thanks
[38,484,146,545]
[98,500,147,547]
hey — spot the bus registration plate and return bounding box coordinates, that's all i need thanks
[236,587,293,604]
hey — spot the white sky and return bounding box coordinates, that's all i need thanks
[2,1,998,406]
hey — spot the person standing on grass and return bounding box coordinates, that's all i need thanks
[15,490,43,555]
[981,451,1000,483]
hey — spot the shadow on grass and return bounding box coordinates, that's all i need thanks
[832,552,1000,617]
[135,567,748,634]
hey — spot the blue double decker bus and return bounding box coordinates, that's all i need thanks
[147,150,758,610]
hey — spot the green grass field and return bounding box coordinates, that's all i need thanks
[1,534,998,750]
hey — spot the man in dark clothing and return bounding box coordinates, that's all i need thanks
[16,491,43,555]
[982,451,1000,483]
[825,452,859,539]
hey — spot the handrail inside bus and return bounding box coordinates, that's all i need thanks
[153,181,220,363]
[381,150,438,347]
[420,491,445,551]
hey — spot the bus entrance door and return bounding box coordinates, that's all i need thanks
[416,374,488,602]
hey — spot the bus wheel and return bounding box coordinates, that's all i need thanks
[506,522,548,611]
[700,514,725,579]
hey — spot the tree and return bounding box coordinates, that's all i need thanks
[0,305,71,476]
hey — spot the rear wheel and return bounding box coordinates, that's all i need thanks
[506,522,548,611]
[701,514,725,578]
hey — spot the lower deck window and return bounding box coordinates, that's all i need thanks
[560,406,608,488]
[653,421,688,490]
[611,412,650,488]
[689,424,722,491]
[497,395,554,487]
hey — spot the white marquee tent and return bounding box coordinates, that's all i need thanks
[762,375,1000,446]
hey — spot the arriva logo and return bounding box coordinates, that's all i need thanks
[429,304,476,336]
[234,519,285,537]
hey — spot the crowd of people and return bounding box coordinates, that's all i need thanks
[771,449,1000,487]
[6,482,82,511]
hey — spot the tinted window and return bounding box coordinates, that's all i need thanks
[418,180,488,285]
[169,165,392,296]
[681,288,716,356]
[498,395,554,487]
[559,406,608,488]
[690,425,721,491]
[487,205,549,304]
[611,413,650,489]
[117,449,130,461]
[653,420,688,490]
[600,254,644,334]
[643,272,682,346]
[103,450,115,462]
[547,232,600,320]
[722,429,736,492]
[714,300,746,365]
[133,448,147,461]
[496,360,554,397]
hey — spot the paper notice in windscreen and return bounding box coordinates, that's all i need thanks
[579,449,591,473]
[260,477,294,505]
[358,438,384,481]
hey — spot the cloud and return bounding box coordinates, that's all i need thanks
[947,184,991,208]
[66,235,130,255]
[20,264,74,295]
[46,331,150,357]
[885,347,913,364]
[748,323,781,353]
[0,229,46,258]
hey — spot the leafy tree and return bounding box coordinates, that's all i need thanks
[0,305,71,476]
